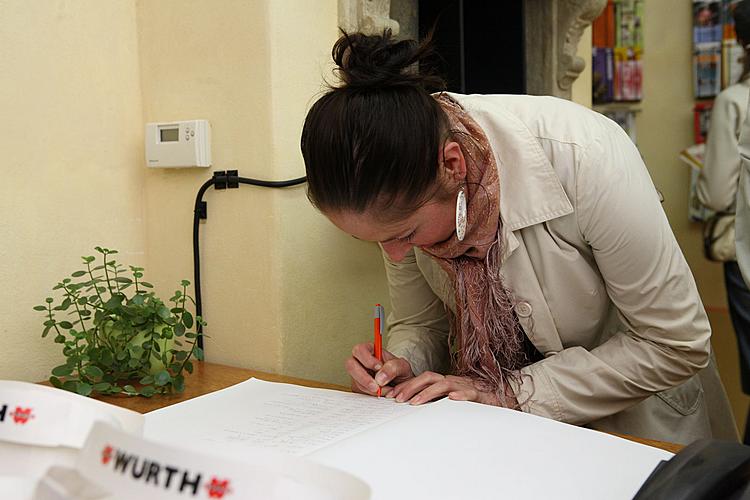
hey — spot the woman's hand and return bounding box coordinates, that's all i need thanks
[389,372,518,408]
[346,342,414,396]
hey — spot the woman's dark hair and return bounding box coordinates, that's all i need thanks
[734,0,750,80]
[301,29,448,218]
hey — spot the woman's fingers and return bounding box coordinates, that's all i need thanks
[351,342,381,370]
[374,357,414,388]
[345,355,379,395]
[390,371,446,403]
[409,376,475,405]
[347,344,410,396]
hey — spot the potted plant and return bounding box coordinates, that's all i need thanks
[34,246,205,397]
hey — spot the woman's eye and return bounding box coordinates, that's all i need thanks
[400,231,416,243]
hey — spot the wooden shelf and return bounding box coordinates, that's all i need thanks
[593,102,643,113]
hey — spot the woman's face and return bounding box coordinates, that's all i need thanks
[324,140,467,262]
[326,196,457,262]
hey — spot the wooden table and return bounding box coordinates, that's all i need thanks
[96,361,683,454]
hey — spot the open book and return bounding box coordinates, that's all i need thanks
[144,378,672,500]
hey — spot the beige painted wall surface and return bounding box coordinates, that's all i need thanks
[266,1,394,385]
[0,0,146,381]
[135,0,284,373]
[571,26,593,108]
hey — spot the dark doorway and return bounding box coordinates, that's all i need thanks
[418,0,525,94]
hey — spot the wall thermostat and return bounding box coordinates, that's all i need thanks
[145,120,211,168]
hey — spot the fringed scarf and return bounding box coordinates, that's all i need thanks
[420,94,528,407]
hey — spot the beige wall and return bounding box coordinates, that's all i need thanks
[572,26,593,108]
[136,0,388,385]
[0,1,146,381]
[0,0,390,386]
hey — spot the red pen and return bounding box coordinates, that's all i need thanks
[374,304,384,397]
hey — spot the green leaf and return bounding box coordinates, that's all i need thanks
[77,297,88,305]
[42,325,53,338]
[100,350,114,366]
[93,382,111,392]
[58,321,73,329]
[185,361,194,374]
[194,347,204,361]
[54,334,65,343]
[49,376,63,389]
[45,297,54,303]
[76,382,92,397]
[84,365,104,379]
[104,295,125,309]
[33,305,47,311]
[174,324,185,337]
[157,306,171,320]
[172,374,185,393]
[139,385,156,397]
[52,364,74,377]
[62,380,78,393]
[141,282,154,289]
[114,277,133,284]
[175,350,188,361]
[154,370,171,387]
[139,375,154,385]
[182,311,194,329]
[71,270,87,278]
[123,385,136,394]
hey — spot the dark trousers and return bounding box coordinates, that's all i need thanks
[724,261,750,444]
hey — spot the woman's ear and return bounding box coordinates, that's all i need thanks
[441,141,467,183]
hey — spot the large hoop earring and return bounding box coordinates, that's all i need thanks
[456,186,467,242]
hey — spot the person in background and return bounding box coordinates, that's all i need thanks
[301,30,737,445]
[698,0,750,444]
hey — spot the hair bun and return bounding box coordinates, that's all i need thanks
[332,29,445,91]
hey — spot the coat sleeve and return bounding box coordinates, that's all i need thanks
[738,89,750,283]
[381,246,451,376]
[514,118,711,425]
[697,89,743,212]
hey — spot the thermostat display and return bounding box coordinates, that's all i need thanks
[145,120,211,168]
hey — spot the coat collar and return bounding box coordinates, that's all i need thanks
[444,93,574,262]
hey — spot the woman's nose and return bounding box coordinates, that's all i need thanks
[381,240,412,262]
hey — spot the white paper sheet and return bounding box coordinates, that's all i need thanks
[144,378,673,500]
[145,378,418,456]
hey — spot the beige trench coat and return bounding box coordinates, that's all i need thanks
[384,93,737,445]
[698,79,750,212]
[735,87,750,282]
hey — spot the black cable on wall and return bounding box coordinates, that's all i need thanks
[193,170,307,350]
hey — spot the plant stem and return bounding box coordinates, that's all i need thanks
[47,303,63,338]
[86,261,105,305]
[102,252,114,296]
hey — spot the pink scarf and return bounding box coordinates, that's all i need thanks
[421,94,528,406]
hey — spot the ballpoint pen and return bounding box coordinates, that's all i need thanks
[374,304,384,397]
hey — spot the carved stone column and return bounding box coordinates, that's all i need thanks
[525,0,606,98]
[338,0,400,36]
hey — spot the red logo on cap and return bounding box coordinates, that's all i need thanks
[11,407,33,424]
[101,445,113,464]
[205,477,231,498]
